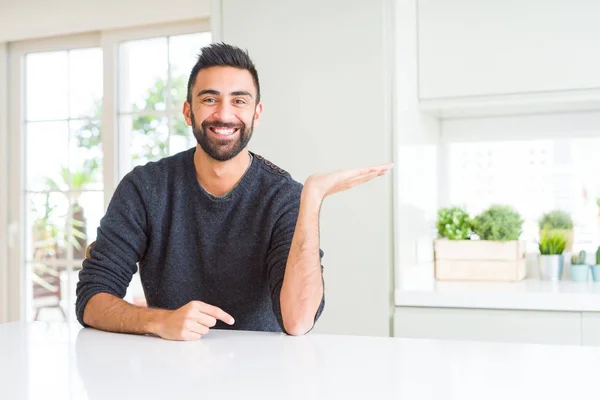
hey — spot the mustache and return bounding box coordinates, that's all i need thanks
[201,120,244,129]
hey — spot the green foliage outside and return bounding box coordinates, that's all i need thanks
[32,75,191,258]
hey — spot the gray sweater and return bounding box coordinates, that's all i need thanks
[75,148,325,333]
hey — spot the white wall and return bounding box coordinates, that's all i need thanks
[0,42,8,323]
[218,0,395,336]
[0,0,211,42]
[418,0,600,99]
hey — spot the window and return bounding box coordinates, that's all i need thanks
[118,32,211,175]
[8,21,211,322]
[23,47,104,322]
[448,138,600,251]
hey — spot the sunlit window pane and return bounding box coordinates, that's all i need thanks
[119,37,168,113]
[69,48,103,118]
[26,51,68,121]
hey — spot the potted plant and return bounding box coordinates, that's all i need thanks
[435,205,526,281]
[538,231,567,280]
[592,246,600,282]
[539,210,574,252]
[472,204,523,242]
[570,250,589,282]
[435,206,472,240]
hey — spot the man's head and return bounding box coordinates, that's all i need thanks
[183,43,262,162]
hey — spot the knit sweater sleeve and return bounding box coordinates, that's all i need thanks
[266,188,325,334]
[75,171,150,327]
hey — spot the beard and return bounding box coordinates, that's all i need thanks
[191,111,254,162]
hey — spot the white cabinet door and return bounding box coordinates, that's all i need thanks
[394,307,582,345]
[418,0,600,99]
[582,312,600,347]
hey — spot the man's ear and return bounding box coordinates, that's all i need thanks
[183,101,192,126]
[253,102,263,125]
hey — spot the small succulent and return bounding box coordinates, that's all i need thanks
[472,204,523,242]
[539,210,573,231]
[538,231,567,255]
[436,206,472,240]
[571,250,587,265]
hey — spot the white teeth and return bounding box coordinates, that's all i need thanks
[213,128,236,135]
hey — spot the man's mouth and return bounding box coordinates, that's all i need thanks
[209,126,239,136]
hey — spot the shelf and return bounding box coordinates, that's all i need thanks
[396,264,600,312]
[419,88,600,119]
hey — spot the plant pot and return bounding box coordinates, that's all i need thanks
[591,265,600,282]
[434,240,526,281]
[570,264,589,282]
[538,254,564,281]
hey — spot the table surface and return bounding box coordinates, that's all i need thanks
[1,321,600,400]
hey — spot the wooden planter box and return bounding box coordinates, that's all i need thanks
[434,240,527,282]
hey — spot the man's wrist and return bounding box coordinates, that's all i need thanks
[301,185,324,207]
[144,308,168,336]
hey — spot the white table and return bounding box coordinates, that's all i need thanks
[1,322,599,400]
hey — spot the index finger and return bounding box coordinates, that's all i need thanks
[193,301,235,325]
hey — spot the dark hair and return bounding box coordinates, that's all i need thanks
[186,42,260,104]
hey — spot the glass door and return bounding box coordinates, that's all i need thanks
[9,37,104,322]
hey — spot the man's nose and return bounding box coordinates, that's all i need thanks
[213,101,236,122]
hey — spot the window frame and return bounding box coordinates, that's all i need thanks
[105,20,210,179]
[1,42,9,323]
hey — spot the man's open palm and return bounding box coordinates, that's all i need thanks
[305,163,393,199]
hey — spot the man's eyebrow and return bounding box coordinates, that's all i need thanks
[197,89,220,97]
[231,91,252,98]
[197,89,253,98]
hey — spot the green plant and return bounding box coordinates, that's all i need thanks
[436,206,472,240]
[472,204,523,241]
[596,246,600,265]
[31,193,60,251]
[571,250,587,265]
[43,159,99,256]
[538,231,567,255]
[539,210,573,231]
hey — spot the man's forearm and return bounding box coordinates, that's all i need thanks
[280,189,324,336]
[83,293,167,335]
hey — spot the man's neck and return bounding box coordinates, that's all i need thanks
[194,145,252,197]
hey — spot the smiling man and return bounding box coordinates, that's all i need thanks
[76,43,392,340]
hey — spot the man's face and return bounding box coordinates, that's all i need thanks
[184,66,262,162]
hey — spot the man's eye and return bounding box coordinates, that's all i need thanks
[234,99,246,105]
[203,98,216,103]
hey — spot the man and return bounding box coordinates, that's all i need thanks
[76,43,392,340]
